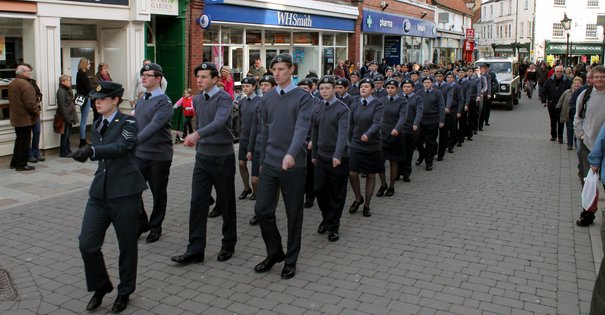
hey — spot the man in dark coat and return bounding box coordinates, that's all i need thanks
[540,65,572,142]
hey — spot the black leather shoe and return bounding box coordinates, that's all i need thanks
[146,233,160,243]
[249,215,258,225]
[467,137,473,141]
[304,198,314,208]
[349,197,364,214]
[28,157,38,163]
[86,283,113,311]
[447,148,454,153]
[217,249,234,262]
[362,206,371,217]
[209,196,215,206]
[403,176,411,182]
[281,264,296,279]
[208,206,221,218]
[385,187,394,197]
[473,130,478,135]
[376,185,387,197]
[328,231,339,242]
[111,294,129,313]
[415,158,423,166]
[254,253,285,273]
[249,193,256,200]
[16,165,35,171]
[317,223,326,234]
[239,189,252,200]
[171,251,204,265]
[137,224,150,239]
[436,156,443,161]
[426,165,433,171]
[36,157,46,162]
[485,123,490,126]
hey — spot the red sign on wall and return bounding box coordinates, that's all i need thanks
[466,28,475,41]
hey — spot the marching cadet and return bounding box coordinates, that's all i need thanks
[399,79,423,182]
[363,60,380,79]
[348,70,361,96]
[335,78,355,107]
[75,81,147,313]
[410,70,423,94]
[466,67,483,141]
[373,74,387,99]
[457,68,471,146]
[348,78,384,217]
[311,75,350,242]
[433,70,451,161]
[377,79,407,197]
[171,62,237,266]
[254,53,313,279]
[439,72,464,157]
[247,75,277,225]
[237,77,260,200]
[415,76,445,171]
[310,77,320,98]
[298,78,314,94]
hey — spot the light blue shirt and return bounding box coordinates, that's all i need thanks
[276,82,297,95]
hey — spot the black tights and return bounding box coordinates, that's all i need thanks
[349,172,376,207]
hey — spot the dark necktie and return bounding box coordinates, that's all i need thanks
[405,95,409,99]
[389,96,394,102]
[280,90,285,96]
[204,93,210,101]
[426,90,429,94]
[362,100,368,107]
[99,119,109,136]
[144,92,152,100]
[247,97,251,102]
[325,101,330,107]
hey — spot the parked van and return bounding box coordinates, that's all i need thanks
[475,57,521,110]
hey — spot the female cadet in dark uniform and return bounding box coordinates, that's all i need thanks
[73,81,147,313]
[237,77,259,200]
[348,78,384,217]
[377,79,407,197]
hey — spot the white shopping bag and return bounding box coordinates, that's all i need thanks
[582,170,600,211]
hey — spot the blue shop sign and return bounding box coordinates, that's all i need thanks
[362,10,436,38]
[203,3,355,32]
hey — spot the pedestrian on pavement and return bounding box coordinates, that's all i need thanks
[377,78,406,197]
[20,64,45,164]
[77,58,93,148]
[540,65,572,143]
[236,77,259,200]
[171,62,237,265]
[173,88,195,144]
[253,53,313,280]
[556,76,583,150]
[415,76,445,171]
[573,65,605,226]
[8,64,40,171]
[74,81,147,314]
[348,77,384,217]
[96,62,112,82]
[56,74,79,157]
[525,64,537,98]
[220,65,235,100]
[133,63,174,244]
[311,75,350,242]
[131,59,168,108]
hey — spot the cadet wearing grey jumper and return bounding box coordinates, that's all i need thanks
[415,78,445,170]
[134,63,173,243]
[399,81,423,181]
[254,53,313,280]
[171,62,237,266]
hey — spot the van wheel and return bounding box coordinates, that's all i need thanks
[513,90,519,105]
[506,98,513,110]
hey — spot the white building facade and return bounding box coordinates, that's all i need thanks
[432,0,473,65]
[533,0,604,65]
[475,0,535,61]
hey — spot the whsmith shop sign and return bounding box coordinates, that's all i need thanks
[362,9,436,38]
[202,3,355,32]
[545,41,603,55]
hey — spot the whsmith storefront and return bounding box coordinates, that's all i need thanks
[545,40,602,65]
[201,1,358,81]
[361,9,436,66]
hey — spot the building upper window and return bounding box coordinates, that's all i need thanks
[528,21,532,37]
[554,0,566,6]
[500,2,504,16]
[520,23,524,38]
[587,0,599,7]
[586,24,598,38]
[525,0,529,9]
[552,23,564,37]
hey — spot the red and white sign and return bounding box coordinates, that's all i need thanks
[466,28,475,41]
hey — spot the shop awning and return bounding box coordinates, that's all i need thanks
[545,40,603,55]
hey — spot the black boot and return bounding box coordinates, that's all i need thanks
[79,139,88,148]
[576,210,596,227]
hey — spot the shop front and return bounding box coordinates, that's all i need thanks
[545,40,603,65]
[491,44,515,57]
[201,1,357,82]
[516,43,531,62]
[361,9,436,66]
[434,36,463,65]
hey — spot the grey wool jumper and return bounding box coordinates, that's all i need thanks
[135,93,174,160]
[349,96,384,152]
[311,96,350,161]
[238,94,260,143]
[193,89,235,156]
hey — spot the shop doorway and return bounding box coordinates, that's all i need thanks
[60,42,97,86]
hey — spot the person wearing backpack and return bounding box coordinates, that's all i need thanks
[573,65,605,226]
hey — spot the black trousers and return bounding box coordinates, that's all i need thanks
[468,98,479,137]
[458,109,468,144]
[547,105,564,140]
[10,125,32,168]
[314,156,349,233]
[479,96,492,128]
[137,158,172,235]
[255,164,306,266]
[399,132,417,177]
[79,194,141,296]
[305,148,315,201]
[416,122,439,166]
[60,124,73,156]
[438,112,457,157]
[187,152,237,253]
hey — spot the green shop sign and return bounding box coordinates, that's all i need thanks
[545,41,602,55]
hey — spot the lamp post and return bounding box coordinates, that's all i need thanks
[561,13,572,66]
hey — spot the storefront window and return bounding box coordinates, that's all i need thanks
[221,27,243,44]
[203,26,219,44]
[335,33,347,46]
[61,24,97,41]
[296,46,319,77]
[246,30,262,45]
[293,32,319,45]
[322,34,334,46]
[265,30,291,45]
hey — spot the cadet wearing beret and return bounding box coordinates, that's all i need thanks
[415,76,445,171]
[237,77,260,201]
[433,70,452,161]
[372,74,387,99]
[410,71,423,94]
[254,53,313,279]
[398,79,423,182]
[348,70,361,96]
[172,62,238,266]
[364,60,380,79]
[311,75,350,242]
[75,81,147,313]
[335,78,354,107]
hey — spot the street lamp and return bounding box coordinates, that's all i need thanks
[561,12,572,66]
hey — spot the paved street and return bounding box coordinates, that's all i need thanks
[0,94,601,315]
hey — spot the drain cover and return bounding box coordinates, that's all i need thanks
[0,269,18,300]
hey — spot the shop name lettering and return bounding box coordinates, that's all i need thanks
[550,44,601,51]
[379,19,393,28]
[277,12,313,27]
[151,0,175,10]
